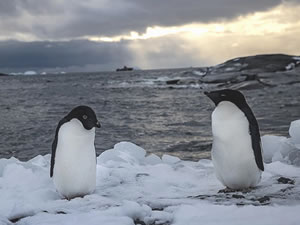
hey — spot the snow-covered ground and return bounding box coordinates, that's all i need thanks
[1,121,300,225]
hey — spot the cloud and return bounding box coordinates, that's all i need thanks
[0,1,299,72]
[127,2,300,68]
[0,40,133,72]
[0,0,285,41]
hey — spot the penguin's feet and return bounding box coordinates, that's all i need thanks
[218,187,253,193]
[63,195,85,201]
[218,188,236,193]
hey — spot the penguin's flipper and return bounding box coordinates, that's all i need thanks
[242,106,264,171]
[50,117,69,177]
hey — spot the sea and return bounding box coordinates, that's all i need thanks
[0,68,299,161]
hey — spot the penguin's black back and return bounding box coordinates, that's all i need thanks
[239,104,264,171]
[50,117,68,177]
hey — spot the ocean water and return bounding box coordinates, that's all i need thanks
[0,68,299,161]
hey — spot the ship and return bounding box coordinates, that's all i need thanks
[116,66,133,72]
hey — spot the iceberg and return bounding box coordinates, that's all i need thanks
[24,71,37,75]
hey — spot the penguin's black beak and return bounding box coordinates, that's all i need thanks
[95,121,101,128]
[204,91,213,99]
[204,91,218,105]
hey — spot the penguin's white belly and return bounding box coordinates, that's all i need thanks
[53,120,96,198]
[211,102,261,189]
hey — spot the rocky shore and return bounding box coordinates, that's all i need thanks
[166,54,300,90]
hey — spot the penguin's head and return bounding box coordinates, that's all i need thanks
[204,89,246,107]
[66,106,101,130]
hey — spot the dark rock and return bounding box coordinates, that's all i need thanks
[227,81,266,90]
[56,211,67,214]
[166,79,180,85]
[200,72,241,83]
[218,188,236,193]
[232,194,245,199]
[241,74,258,81]
[134,219,147,225]
[277,177,295,185]
[0,72,9,76]
[136,173,150,178]
[257,196,270,203]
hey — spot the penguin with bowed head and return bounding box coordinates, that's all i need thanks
[50,106,101,199]
[204,89,264,191]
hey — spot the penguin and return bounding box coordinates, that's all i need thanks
[204,89,264,190]
[50,106,101,199]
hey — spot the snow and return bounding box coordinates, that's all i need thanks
[192,70,207,76]
[1,121,300,224]
[293,56,300,61]
[285,62,295,70]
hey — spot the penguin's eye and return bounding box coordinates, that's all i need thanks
[82,115,88,120]
[221,94,226,97]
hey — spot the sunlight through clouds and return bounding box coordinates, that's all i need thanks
[99,2,300,69]
[87,2,300,42]
[0,0,299,71]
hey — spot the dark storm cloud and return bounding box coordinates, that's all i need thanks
[48,0,285,38]
[0,40,132,71]
[0,0,58,17]
[0,0,287,39]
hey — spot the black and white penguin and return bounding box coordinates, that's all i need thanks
[50,106,101,199]
[204,89,264,190]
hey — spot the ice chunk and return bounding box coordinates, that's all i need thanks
[145,154,162,165]
[120,201,151,220]
[97,148,128,164]
[162,154,181,164]
[289,120,300,145]
[0,157,18,176]
[98,142,146,165]
[287,150,300,166]
[114,142,146,160]
[261,135,290,163]
[262,120,300,166]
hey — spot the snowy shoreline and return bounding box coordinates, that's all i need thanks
[0,120,300,225]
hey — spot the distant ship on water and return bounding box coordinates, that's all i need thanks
[116,66,133,72]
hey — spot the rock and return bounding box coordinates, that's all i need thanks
[166,54,300,87]
[232,194,245,199]
[166,79,180,85]
[226,80,267,90]
[201,72,246,83]
[256,196,270,204]
[277,177,295,185]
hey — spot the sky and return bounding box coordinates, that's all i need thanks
[0,0,300,73]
